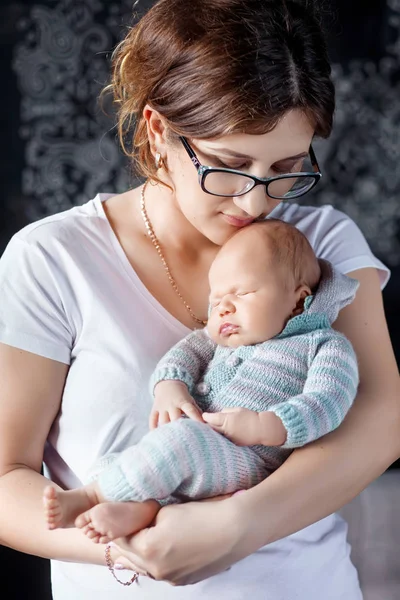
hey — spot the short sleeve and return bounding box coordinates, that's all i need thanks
[274,204,390,290]
[313,209,390,288]
[0,236,73,364]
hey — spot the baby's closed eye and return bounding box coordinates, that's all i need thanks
[209,299,221,309]
[235,290,258,299]
[209,291,255,306]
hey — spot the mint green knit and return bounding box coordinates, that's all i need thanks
[150,259,359,454]
[96,260,359,504]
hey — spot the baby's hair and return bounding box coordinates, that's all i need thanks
[242,219,321,291]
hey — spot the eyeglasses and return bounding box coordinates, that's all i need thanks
[180,136,321,200]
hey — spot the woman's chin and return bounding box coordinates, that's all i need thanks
[205,225,237,246]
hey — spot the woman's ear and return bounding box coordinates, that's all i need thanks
[290,285,312,318]
[142,104,168,157]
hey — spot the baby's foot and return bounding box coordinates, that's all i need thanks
[75,502,158,544]
[43,485,93,530]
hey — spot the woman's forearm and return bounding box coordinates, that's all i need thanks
[233,385,400,551]
[0,466,105,564]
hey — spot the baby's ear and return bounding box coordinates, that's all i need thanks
[290,286,311,317]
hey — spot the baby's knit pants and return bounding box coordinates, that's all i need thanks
[95,418,270,504]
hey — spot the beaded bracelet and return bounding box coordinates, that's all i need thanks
[105,542,139,586]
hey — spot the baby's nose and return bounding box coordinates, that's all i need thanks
[219,297,236,315]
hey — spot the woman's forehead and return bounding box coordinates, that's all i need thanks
[195,110,315,162]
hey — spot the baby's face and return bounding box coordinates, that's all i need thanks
[207,233,300,348]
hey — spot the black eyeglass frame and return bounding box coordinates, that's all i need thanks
[180,136,322,200]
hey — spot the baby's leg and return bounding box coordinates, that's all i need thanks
[43,482,101,530]
[75,500,160,543]
[95,419,269,506]
[70,420,269,543]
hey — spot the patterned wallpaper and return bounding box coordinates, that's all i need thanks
[3,0,400,266]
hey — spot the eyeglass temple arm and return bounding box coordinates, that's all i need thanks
[309,144,320,173]
[180,136,202,170]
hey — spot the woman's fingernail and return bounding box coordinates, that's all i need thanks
[114,563,125,570]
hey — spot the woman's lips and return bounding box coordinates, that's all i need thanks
[222,213,254,228]
[219,323,239,337]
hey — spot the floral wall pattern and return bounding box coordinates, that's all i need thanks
[6,0,400,265]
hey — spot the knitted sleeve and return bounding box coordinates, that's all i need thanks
[150,329,217,395]
[268,332,359,448]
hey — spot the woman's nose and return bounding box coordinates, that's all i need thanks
[233,185,268,218]
[219,296,236,316]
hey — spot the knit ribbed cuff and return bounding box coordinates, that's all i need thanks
[268,404,309,449]
[97,464,137,502]
[150,367,194,396]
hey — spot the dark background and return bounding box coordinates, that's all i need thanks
[0,0,399,598]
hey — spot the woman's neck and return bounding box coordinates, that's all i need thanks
[143,181,218,262]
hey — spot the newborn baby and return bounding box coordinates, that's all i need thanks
[43,219,359,543]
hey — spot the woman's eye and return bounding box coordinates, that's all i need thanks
[217,159,248,171]
[271,159,304,175]
[271,164,291,175]
[237,291,250,297]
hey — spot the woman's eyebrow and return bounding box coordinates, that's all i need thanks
[207,147,254,159]
[275,152,308,162]
[204,146,309,161]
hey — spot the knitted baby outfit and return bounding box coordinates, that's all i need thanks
[96,260,359,504]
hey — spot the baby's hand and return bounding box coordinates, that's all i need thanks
[149,380,204,429]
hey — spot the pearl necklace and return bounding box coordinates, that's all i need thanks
[140,182,207,326]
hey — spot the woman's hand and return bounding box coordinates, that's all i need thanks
[110,496,251,585]
[203,407,287,446]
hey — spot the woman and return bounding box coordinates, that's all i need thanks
[0,0,399,599]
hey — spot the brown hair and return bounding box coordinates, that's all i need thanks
[106,0,334,183]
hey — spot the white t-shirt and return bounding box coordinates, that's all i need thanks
[0,195,388,599]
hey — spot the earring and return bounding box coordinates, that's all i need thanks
[155,152,164,170]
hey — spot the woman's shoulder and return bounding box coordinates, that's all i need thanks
[270,202,350,238]
[12,193,112,250]
[270,202,390,288]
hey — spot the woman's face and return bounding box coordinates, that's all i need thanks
[165,109,315,246]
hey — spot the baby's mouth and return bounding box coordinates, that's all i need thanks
[219,323,239,337]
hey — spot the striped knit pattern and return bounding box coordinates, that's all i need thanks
[97,418,269,503]
[96,260,359,503]
[194,329,358,452]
